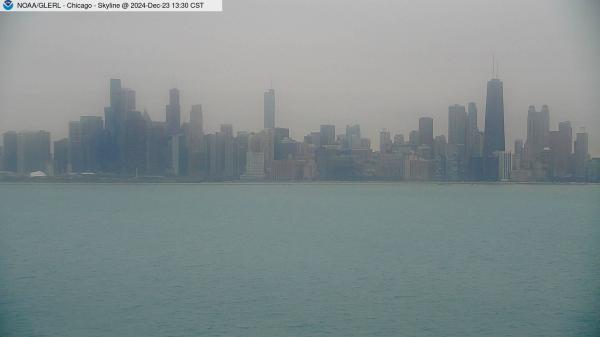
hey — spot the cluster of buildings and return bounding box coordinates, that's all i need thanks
[1,78,598,182]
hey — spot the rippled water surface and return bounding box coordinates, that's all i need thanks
[1,183,599,336]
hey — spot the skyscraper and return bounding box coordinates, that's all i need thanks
[380,129,392,154]
[483,78,505,180]
[448,105,467,146]
[187,104,205,177]
[320,125,335,146]
[80,116,103,172]
[482,78,505,157]
[2,131,18,172]
[166,88,181,136]
[17,131,51,174]
[466,102,478,158]
[68,121,83,173]
[418,117,434,149]
[264,89,275,129]
[574,131,589,179]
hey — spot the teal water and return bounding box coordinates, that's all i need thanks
[0,183,599,337]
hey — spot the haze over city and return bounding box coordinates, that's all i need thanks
[1,0,599,155]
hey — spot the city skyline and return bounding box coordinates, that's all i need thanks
[1,1,599,156]
[1,76,596,182]
[0,74,597,157]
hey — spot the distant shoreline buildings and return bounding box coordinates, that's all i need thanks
[1,78,598,182]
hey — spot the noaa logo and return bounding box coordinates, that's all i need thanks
[3,0,13,10]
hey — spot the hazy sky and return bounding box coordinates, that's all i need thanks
[1,0,599,155]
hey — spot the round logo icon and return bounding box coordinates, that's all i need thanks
[3,0,14,10]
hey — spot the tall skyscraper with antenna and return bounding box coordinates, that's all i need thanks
[482,58,505,179]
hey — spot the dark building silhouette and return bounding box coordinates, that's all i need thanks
[68,121,83,173]
[418,117,434,150]
[2,131,18,172]
[483,78,505,180]
[320,124,335,146]
[17,131,51,174]
[53,138,69,175]
[80,116,103,172]
[448,104,467,146]
[483,78,505,157]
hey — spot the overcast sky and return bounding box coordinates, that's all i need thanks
[1,0,599,155]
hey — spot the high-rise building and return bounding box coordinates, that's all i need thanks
[346,124,361,149]
[418,117,434,149]
[53,138,69,175]
[320,125,335,146]
[166,88,181,136]
[2,131,18,172]
[448,104,467,146]
[526,105,550,165]
[68,121,83,173]
[380,129,392,154]
[264,89,275,129]
[80,116,103,172]
[483,78,505,180]
[187,104,205,177]
[17,131,51,174]
[483,78,505,157]
[123,111,148,175]
[497,151,512,181]
[146,122,169,176]
[549,121,572,178]
[466,102,478,158]
[574,131,589,179]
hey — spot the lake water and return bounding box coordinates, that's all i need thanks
[0,183,599,337]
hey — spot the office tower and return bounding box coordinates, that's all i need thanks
[394,134,405,145]
[526,105,551,165]
[448,104,467,145]
[346,124,361,149]
[466,102,478,157]
[187,104,205,177]
[264,89,275,129]
[243,133,265,180]
[497,151,512,181]
[167,133,187,176]
[262,128,275,176]
[483,78,505,157]
[408,130,420,147]
[146,122,169,176]
[53,138,68,175]
[276,138,300,160]
[80,116,103,172]
[105,78,122,134]
[121,88,136,112]
[513,139,524,170]
[548,121,572,178]
[574,131,589,179]
[380,129,392,154]
[273,127,291,160]
[418,117,434,149]
[320,125,335,146]
[206,133,224,180]
[540,105,550,146]
[123,111,148,175]
[68,121,83,172]
[2,131,18,172]
[17,131,51,174]
[236,132,249,175]
[166,88,181,136]
[482,78,505,180]
[221,124,238,179]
